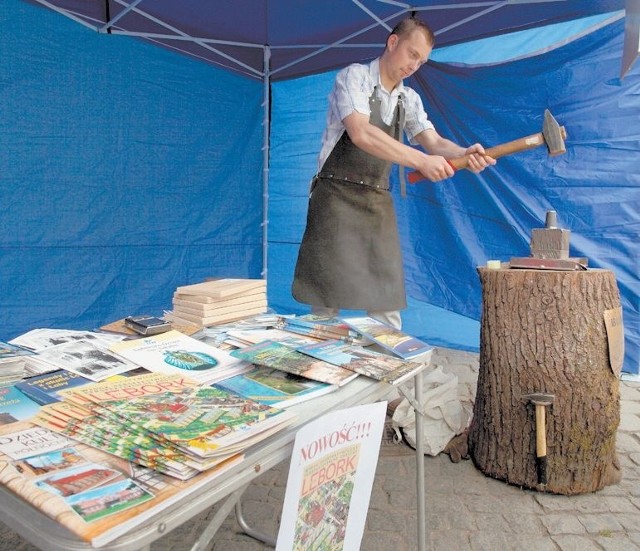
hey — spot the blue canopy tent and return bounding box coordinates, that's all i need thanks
[1,0,638,375]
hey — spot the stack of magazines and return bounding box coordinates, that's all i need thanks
[33,372,296,480]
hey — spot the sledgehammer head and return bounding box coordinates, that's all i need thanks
[522,392,555,407]
[543,109,567,156]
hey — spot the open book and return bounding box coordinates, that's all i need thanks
[296,339,426,386]
[340,316,433,359]
[230,340,358,387]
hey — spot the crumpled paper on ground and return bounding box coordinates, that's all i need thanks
[391,366,471,456]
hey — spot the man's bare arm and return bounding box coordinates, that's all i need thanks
[414,128,495,173]
[343,111,455,181]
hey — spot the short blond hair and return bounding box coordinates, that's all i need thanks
[389,17,435,47]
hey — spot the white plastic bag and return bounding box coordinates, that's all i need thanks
[391,366,470,456]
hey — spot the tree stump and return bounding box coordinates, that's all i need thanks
[468,268,621,494]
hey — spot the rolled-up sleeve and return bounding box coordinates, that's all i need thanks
[333,64,372,121]
[403,88,435,144]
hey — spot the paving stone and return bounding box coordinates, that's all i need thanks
[509,536,560,551]
[616,432,640,453]
[620,412,640,432]
[596,534,640,551]
[578,513,624,534]
[541,513,587,535]
[535,493,586,512]
[501,512,547,535]
[470,513,513,533]
[429,529,473,551]
[469,530,520,550]
[553,535,605,550]
[620,400,640,414]
[360,530,413,551]
[602,495,640,513]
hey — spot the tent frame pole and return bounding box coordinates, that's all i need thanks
[262,46,271,282]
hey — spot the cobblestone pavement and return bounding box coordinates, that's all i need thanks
[2,348,639,550]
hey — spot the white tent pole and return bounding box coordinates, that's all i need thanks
[262,46,271,282]
[622,0,640,77]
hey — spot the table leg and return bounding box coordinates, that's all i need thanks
[235,499,277,546]
[191,484,250,551]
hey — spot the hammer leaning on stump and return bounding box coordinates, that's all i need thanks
[522,392,556,486]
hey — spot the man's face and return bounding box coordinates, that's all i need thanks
[386,28,432,81]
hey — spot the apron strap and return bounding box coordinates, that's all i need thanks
[396,93,407,198]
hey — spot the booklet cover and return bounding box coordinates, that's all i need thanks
[0,386,41,424]
[15,369,92,405]
[275,315,356,338]
[215,366,336,408]
[275,401,387,551]
[230,340,358,387]
[340,316,433,359]
[109,330,250,385]
[296,339,425,386]
[27,340,139,381]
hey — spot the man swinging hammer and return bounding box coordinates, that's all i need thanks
[292,17,495,329]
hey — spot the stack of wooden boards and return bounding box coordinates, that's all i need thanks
[168,279,267,327]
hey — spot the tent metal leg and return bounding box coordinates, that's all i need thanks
[414,369,426,551]
[235,499,277,547]
[399,368,428,551]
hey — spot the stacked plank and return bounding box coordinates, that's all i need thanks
[169,279,268,327]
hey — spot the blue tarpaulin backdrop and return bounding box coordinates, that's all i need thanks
[1,0,638,374]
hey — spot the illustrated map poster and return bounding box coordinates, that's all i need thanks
[276,401,386,550]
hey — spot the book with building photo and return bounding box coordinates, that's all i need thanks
[35,399,208,480]
[0,420,242,547]
[23,340,140,382]
[230,340,359,387]
[340,316,433,359]
[296,339,425,386]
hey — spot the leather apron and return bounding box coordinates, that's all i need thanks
[291,87,407,311]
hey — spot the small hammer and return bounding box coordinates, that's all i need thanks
[522,392,555,485]
[408,109,567,183]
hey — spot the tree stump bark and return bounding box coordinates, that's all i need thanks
[468,268,621,494]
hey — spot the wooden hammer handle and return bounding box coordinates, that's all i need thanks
[407,130,549,183]
[535,404,547,458]
[534,403,548,485]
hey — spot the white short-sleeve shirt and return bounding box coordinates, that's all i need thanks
[317,58,435,171]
